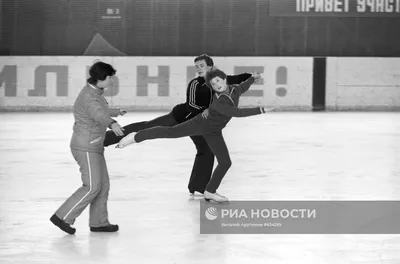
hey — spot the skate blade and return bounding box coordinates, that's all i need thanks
[204,198,229,204]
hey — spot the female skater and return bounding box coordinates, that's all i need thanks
[116,69,272,203]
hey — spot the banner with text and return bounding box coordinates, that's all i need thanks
[0,57,313,111]
[269,0,400,17]
[200,201,400,234]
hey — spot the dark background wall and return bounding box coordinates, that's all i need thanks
[1,0,400,56]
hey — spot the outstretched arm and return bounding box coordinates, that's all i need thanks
[238,73,263,95]
[227,73,252,85]
[86,97,125,136]
[86,98,116,127]
[238,76,255,95]
[214,96,264,118]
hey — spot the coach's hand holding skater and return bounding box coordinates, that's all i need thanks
[116,68,271,203]
[110,121,125,137]
[50,61,123,235]
[111,108,128,136]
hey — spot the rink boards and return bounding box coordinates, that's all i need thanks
[326,57,400,110]
[0,56,399,111]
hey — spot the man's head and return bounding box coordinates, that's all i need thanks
[194,54,214,78]
[205,69,228,93]
[87,61,116,89]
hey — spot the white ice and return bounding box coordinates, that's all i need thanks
[1,112,400,264]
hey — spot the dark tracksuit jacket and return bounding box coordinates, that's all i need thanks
[172,73,252,124]
[197,76,263,133]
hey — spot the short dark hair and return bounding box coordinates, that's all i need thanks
[194,54,214,67]
[87,61,116,85]
[205,69,227,88]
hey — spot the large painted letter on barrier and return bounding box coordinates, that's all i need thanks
[0,65,17,96]
[137,66,169,96]
[28,66,69,96]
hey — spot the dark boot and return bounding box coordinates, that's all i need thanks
[50,214,76,235]
[90,224,119,232]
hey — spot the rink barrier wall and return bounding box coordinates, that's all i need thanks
[0,56,313,111]
[0,56,399,111]
[325,57,400,111]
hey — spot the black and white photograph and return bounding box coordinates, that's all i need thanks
[1,0,400,263]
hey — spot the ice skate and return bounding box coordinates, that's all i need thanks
[190,191,205,200]
[116,132,137,148]
[204,191,228,203]
[189,188,205,196]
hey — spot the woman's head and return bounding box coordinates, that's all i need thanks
[87,61,116,89]
[205,69,228,93]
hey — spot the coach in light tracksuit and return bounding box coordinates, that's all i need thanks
[50,61,126,235]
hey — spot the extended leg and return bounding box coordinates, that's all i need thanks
[103,111,177,146]
[133,117,205,143]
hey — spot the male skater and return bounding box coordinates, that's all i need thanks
[103,54,252,195]
[116,69,272,203]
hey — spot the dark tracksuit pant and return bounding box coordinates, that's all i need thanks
[133,119,231,193]
[187,136,214,194]
[103,112,178,146]
[103,112,215,194]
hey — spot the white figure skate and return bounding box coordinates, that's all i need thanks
[204,191,229,203]
[116,132,137,149]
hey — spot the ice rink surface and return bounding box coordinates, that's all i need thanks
[1,111,400,264]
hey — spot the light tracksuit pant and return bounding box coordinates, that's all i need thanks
[54,149,110,227]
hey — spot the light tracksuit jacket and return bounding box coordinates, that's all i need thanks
[70,84,120,154]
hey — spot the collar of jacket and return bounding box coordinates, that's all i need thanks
[88,83,105,95]
[215,85,232,96]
